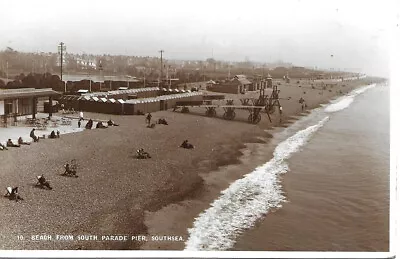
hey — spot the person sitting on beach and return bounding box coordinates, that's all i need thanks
[158,118,168,125]
[56,130,60,138]
[18,137,31,145]
[4,187,23,202]
[63,162,78,177]
[7,139,20,147]
[146,113,152,125]
[0,143,8,151]
[96,121,107,129]
[85,119,93,129]
[49,130,57,139]
[107,119,119,126]
[36,175,52,190]
[147,123,156,128]
[30,128,39,142]
[180,140,194,149]
[137,148,151,159]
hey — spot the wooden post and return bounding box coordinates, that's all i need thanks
[48,96,53,117]
[32,97,36,119]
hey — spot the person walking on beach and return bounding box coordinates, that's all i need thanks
[146,113,152,125]
[78,119,81,128]
[79,111,84,120]
[299,97,305,111]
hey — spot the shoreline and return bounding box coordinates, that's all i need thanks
[0,77,382,250]
[140,77,384,251]
[233,82,389,251]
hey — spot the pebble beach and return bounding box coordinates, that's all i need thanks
[0,77,380,250]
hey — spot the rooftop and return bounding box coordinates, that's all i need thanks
[0,88,60,99]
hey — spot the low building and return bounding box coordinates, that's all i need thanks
[233,75,252,92]
[206,80,217,89]
[207,75,253,94]
[0,88,60,124]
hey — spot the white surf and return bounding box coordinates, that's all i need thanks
[184,116,330,251]
[324,84,376,113]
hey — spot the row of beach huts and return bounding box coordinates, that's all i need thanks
[58,87,203,115]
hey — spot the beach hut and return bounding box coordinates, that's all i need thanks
[103,98,120,114]
[78,95,91,112]
[88,96,101,113]
[70,95,81,111]
[122,98,133,115]
[132,99,144,115]
[151,98,160,113]
[96,97,110,113]
[115,99,124,115]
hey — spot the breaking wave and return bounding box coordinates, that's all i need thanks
[184,116,330,251]
[324,84,376,113]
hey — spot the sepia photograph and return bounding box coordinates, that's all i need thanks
[0,0,397,258]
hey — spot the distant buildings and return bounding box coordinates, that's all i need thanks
[75,58,97,70]
[207,74,259,94]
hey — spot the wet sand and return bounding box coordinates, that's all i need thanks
[0,77,377,250]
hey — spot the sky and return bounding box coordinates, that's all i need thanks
[0,0,398,77]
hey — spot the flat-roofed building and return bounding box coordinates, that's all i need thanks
[0,88,60,121]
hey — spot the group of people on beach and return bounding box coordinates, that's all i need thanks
[77,111,119,130]
[136,114,191,158]
[3,112,189,201]
[4,161,72,201]
[3,127,66,201]
[83,118,119,129]
[145,113,169,128]
[136,139,194,159]
[4,157,79,202]
[30,128,60,142]
[1,128,62,151]
[0,129,44,151]
[0,140,19,150]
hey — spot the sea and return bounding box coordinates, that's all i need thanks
[184,82,390,252]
